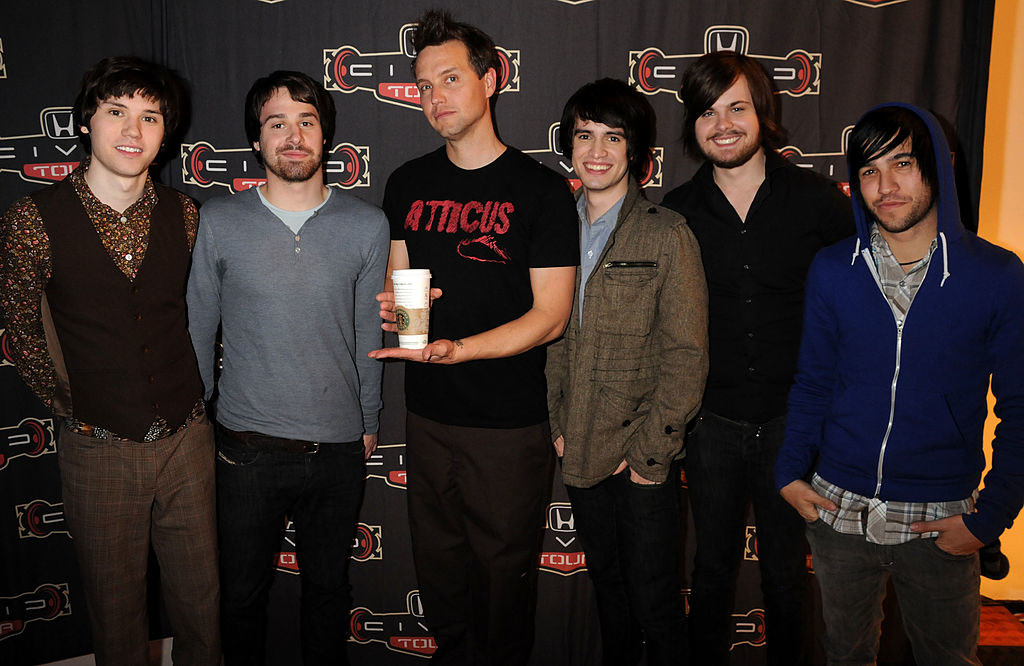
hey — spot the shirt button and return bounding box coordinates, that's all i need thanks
[743,264,750,270]
[295,235,301,241]
[587,250,593,258]
[747,332,754,338]
[142,346,150,353]
[745,298,752,304]
[120,216,128,223]
[748,366,755,373]
[125,253,133,261]
[148,375,155,384]
[134,313,143,321]
[295,247,301,254]
[740,228,747,235]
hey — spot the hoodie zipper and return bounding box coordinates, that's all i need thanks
[861,247,905,497]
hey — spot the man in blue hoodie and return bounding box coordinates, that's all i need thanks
[776,104,1024,664]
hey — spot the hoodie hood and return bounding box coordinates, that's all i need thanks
[846,104,962,283]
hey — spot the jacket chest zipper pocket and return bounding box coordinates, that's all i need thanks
[605,261,658,268]
[596,261,658,335]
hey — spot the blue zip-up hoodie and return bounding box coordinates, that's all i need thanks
[775,103,1024,545]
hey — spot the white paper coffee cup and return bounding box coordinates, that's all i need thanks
[391,268,431,349]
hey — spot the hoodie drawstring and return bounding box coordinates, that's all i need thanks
[939,231,950,286]
[851,237,861,266]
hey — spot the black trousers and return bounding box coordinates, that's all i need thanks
[215,424,366,666]
[405,411,554,666]
[686,410,810,666]
[566,462,686,666]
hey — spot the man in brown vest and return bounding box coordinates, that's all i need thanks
[0,57,220,664]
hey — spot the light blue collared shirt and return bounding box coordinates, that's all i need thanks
[577,193,625,325]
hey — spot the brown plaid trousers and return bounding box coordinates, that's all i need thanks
[58,414,220,665]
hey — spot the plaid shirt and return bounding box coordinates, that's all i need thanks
[812,225,973,545]
[812,474,975,545]
[869,222,935,319]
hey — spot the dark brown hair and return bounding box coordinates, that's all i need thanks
[244,70,336,165]
[73,56,186,151]
[679,51,785,158]
[410,9,499,79]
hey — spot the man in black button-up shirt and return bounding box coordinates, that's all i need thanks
[662,52,853,665]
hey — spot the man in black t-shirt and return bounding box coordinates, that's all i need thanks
[370,10,577,665]
[660,53,853,665]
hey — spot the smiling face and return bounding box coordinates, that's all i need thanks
[571,118,630,204]
[81,94,164,181]
[254,87,324,183]
[857,138,936,235]
[693,75,763,169]
[415,40,495,142]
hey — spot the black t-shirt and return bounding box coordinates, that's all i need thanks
[661,150,854,423]
[383,146,578,428]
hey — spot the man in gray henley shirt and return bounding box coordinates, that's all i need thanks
[186,70,389,665]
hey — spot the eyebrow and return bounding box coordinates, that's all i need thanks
[102,100,163,115]
[262,111,318,123]
[862,151,916,170]
[416,67,460,85]
[573,128,626,136]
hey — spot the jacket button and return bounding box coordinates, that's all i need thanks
[648,207,657,214]
[622,419,631,427]
[646,458,657,466]
[665,425,673,434]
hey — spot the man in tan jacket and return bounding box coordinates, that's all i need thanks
[546,78,708,666]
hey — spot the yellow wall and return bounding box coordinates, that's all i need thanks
[978,0,1024,601]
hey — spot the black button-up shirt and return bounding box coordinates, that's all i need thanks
[662,150,854,423]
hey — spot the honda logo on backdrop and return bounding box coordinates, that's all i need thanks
[0,107,82,186]
[629,26,820,101]
[324,24,519,110]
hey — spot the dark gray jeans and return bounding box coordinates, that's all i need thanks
[806,519,981,666]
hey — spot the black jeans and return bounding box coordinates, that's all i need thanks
[685,410,809,665]
[566,462,686,666]
[215,423,366,665]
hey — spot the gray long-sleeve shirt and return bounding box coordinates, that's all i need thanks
[187,187,389,442]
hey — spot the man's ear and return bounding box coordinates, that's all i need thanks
[80,126,90,135]
[484,67,497,98]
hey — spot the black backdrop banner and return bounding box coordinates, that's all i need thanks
[0,2,991,664]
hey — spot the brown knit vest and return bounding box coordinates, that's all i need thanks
[33,177,203,441]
